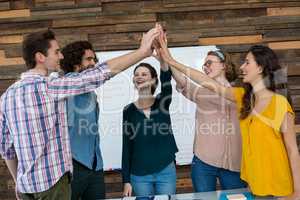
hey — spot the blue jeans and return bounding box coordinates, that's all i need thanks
[191,156,247,192]
[130,162,177,196]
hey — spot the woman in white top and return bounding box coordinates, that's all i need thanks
[171,49,246,192]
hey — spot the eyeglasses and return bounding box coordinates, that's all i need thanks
[202,60,222,70]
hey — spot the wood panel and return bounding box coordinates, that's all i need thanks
[198,35,263,45]
[0,1,9,11]
[296,125,300,134]
[0,35,23,44]
[267,7,300,16]
[268,41,300,49]
[52,13,156,28]
[0,1,300,199]
[0,9,30,19]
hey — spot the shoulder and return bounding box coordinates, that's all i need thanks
[273,93,289,103]
[0,80,21,100]
[231,87,245,106]
[273,93,293,112]
[232,87,245,95]
[123,103,135,113]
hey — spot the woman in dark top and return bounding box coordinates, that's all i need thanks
[122,62,178,197]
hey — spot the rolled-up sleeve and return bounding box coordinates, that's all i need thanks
[47,62,112,100]
[0,97,16,160]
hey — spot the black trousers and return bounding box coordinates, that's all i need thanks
[71,159,105,200]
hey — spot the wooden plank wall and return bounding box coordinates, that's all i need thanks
[0,0,299,199]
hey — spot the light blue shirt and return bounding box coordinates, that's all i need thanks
[66,90,103,171]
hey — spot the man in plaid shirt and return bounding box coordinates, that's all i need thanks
[0,27,159,199]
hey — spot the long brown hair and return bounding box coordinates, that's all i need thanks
[240,45,292,119]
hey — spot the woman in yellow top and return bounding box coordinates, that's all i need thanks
[155,27,300,199]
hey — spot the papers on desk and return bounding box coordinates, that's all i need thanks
[219,192,254,200]
[123,195,170,200]
[226,194,246,200]
[123,197,136,200]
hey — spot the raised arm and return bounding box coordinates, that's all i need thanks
[47,27,160,100]
[157,30,235,102]
[170,67,202,102]
[107,27,160,75]
[170,67,186,90]
[152,37,172,108]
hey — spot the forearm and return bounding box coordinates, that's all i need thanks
[5,158,18,183]
[107,48,147,76]
[160,69,172,95]
[288,148,300,192]
[170,67,187,89]
[48,63,111,99]
[168,59,234,101]
[169,59,215,90]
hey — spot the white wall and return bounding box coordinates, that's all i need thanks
[95,46,218,170]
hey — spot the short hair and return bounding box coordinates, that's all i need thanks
[60,41,97,74]
[22,29,56,69]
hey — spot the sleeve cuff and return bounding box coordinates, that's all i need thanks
[95,62,112,80]
[1,148,17,160]
[160,69,172,81]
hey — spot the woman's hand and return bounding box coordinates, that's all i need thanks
[278,192,300,200]
[156,25,174,65]
[138,26,160,58]
[123,183,133,197]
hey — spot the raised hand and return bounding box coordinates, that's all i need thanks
[152,38,169,71]
[139,26,160,58]
[156,25,174,65]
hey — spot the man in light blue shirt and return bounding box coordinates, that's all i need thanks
[61,41,105,200]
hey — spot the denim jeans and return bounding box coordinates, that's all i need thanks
[191,156,247,192]
[130,162,176,196]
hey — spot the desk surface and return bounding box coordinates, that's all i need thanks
[173,188,276,200]
[111,188,277,200]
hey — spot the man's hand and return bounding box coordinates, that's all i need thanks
[138,26,160,58]
[155,24,174,65]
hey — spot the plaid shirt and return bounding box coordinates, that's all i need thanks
[0,62,111,193]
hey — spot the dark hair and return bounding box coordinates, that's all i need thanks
[133,63,158,95]
[207,50,238,83]
[240,45,292,119]
[22,29,56,69]
[60,41,97,73]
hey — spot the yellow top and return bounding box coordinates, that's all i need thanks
[233,87,294,196]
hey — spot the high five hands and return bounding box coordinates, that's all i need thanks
[152,23,175,67]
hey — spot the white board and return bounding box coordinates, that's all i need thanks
[95,46,218,170]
